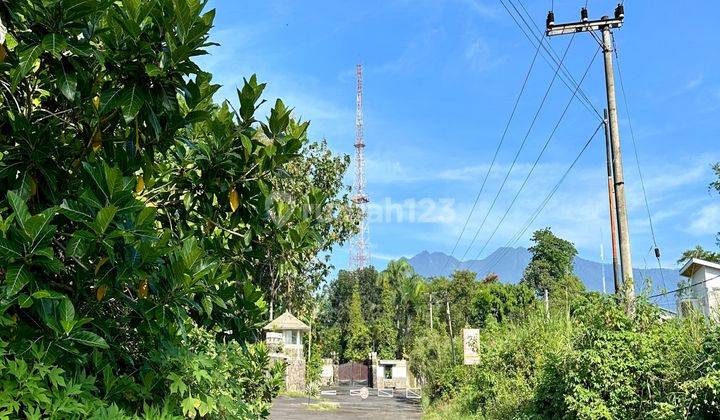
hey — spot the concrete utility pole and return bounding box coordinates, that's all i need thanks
[546,4,635,314]
[603,109,621,297]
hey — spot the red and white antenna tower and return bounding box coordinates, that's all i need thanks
[350,64,370,269]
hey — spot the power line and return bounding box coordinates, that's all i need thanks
[439,36,544,275]
[612,34,668,294]
[452,31,577,271]
[649,273,720,300]
[471,46,601,264]
[485,122,605,275]
[511,0,603,122]
[501,0,598,120]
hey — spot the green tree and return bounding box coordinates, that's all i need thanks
[521,228,584,298]
[0,0,352,416]
[344,282,371,362]
[374,273,398,359]
[677,245,720,265]
[469,281,536,328]
[316,267,379,358]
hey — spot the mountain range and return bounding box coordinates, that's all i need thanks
[406,248,681,297]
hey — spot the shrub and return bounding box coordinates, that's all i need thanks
[422,292,720,419]
[0,0,350,417]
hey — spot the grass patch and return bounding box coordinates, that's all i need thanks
[423,401,474,420]
[304,401,339,411]
[280,390,309,398]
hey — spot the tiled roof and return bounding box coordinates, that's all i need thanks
[263,311,310,332]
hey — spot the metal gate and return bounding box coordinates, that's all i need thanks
[338,361,369,386]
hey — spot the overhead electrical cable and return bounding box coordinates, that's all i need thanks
[612,34,668,296]
[453,32,577,270]
[485,122,605,274]
[439,37,544,275]
[649,273,720,300]
[510,0,603,122]
[471,46,601,266]
[501,0,597,119]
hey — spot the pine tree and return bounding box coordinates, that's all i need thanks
[344,281,372,362]
[375,274,398,359]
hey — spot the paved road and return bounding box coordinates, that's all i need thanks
[270,388,422,419]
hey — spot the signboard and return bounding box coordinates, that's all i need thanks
[463,328,480,365]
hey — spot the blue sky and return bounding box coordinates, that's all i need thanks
[198,0,720,278]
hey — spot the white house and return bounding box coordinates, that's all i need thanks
[677,258,720,319]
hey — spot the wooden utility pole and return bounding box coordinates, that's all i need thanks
[603,109,621,297]
[429,295,433,330]
[547,4,635,314]
[446,299,456,365]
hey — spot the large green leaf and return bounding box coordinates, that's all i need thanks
[62,0,98,22]
[11,43,42,86]
[32,290,66,300]
[70,331,109,349]
[7,191,30,230]
[57,63,78,101]
[5,265,33,297]
[93,206,118,235]
[60,200,91,222]
[59,298,75,323]
[66,231,92,259]
[0,238,22,260]
[24,213,55,248]
[120,85,145,123]
[41,34,68,59]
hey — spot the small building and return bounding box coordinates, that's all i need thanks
[677,258,720,319]
[369,353,415,389]
[264,311,310,392]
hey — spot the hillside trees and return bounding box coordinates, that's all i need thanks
[0,0,354,416]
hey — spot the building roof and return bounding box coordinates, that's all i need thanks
[263,311,310,332]
[680,258,720,278]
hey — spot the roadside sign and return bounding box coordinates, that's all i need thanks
[463,328,480,365]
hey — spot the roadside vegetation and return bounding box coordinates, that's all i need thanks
[314,165,720,419]
[0,0,357,417]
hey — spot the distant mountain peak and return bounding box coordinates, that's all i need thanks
[406,249,681,300]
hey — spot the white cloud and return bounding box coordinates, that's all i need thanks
[687,204,720,236]
[456,0,499,18]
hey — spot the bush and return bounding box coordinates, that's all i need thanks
[0,0,349,417]
[422,293,720,419]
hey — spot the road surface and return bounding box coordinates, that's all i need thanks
[270,387,422,419]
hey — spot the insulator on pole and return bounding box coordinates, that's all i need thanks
[654,247,661,259]
[615,4,624,19]
[581,7,589,22]
[546,11,555,28]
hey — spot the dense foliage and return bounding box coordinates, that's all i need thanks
[316,259,534,365]
[426,296,720,420]
[0,0,355,417]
